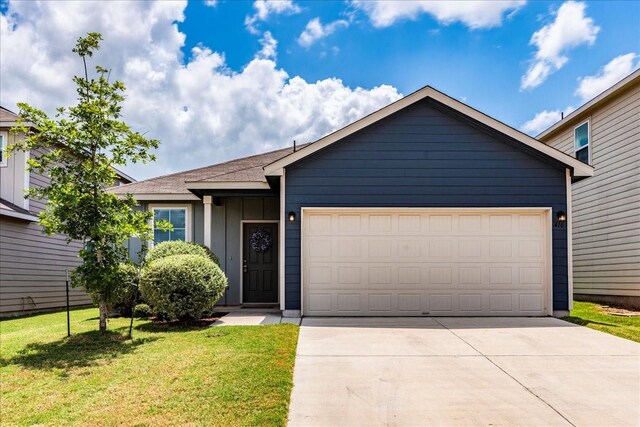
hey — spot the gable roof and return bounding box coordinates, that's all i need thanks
[110,84,595,199]
[113,168,136,184]
[537,68,640,141]
[0,107,19,123]
[109,146,297,199]
[264,85,594,178]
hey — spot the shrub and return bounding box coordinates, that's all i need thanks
[145,241,220,266]
[111,262,141,316]
[140,254,227,321]
[133,303,153,318]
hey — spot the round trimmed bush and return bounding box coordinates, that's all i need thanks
[145,241,220,266]
[133,303,153,319]
[140,254,227,321]
[112,262,140,316]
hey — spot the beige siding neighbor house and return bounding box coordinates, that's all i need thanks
[0,107,135,316]
[538,69,640,308]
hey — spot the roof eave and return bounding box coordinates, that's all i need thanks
[0,209,38,222]
[112,193,200,201]
[0,121,34,129]
[185,181,271,190]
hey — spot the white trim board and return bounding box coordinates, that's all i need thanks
[203,195,213,249]
[279,172,286,310]
[125,193,200,201]
[264,86,594,178]
[186,181,271,190]
[0,209,38,222]
[239,220,280,305]
[566,169,573,310]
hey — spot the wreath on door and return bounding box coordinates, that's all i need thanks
[250,228,273,253]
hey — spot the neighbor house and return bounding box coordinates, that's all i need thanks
[0,107,135,316]
[111,86,593,318]
[538,69,640,309]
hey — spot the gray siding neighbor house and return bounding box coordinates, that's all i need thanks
[111,86,592,318]
[0,107,135,316]
[538,69,640,309]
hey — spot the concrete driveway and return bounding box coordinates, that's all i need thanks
[288,317,640,427]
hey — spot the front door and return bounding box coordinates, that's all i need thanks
[243,222,279,303]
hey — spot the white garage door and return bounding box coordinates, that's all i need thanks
[302,208,551,316]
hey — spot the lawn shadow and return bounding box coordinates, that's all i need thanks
[135,317,223,333]
[563,316,617,328]
[2,330,158,372]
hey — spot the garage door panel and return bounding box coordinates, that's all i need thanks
[305,290,548,316]
[306,238,544,263]
[306,264,546,290]
[303,209,549,316]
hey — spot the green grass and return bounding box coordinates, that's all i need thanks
[0,308,299,426]
[564,301,640,343]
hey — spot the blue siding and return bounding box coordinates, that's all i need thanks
[285,99,569,312]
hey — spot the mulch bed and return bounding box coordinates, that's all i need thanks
[147,312,229,327]
[598,305,640,317]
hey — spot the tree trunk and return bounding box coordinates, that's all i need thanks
[99,299,108,332]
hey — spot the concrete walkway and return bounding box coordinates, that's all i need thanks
[288,317,640,427]
[212,310,301,326]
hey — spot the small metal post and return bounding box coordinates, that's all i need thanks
[128,269,140,339]
[65,269,71,337]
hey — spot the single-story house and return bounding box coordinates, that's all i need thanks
[538,69,640,309]
[111,86,593,317]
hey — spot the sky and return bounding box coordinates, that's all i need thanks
[1,0,639,180]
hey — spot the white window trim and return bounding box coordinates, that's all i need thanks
[573,118,591,165]
[0,131,8,167]
[148,203,192,248]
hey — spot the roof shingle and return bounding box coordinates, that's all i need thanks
[110,146,297,195]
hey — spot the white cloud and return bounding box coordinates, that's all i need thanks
[204,0,218,7]
[522,110,559,134]
[0,0,401,180]
[298,18,349,48]
[351,0,525,29]
[522,52,640,134]
[245,0,301,34]
[256,31,277,59]
[521,106,575,135]
[521,1,599,90]
[576,53,639,101]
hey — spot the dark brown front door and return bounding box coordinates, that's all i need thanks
[243,223,278,303]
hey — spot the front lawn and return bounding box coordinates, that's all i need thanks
[0,308,299,426]
[563,301,640,343]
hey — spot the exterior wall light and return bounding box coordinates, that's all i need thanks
[288,211,296,222]
[557,211,566,222]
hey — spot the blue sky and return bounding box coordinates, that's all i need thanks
[183,0,639,128]
[1,0,639,179]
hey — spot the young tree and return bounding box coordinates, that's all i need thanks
[10,33,159,331]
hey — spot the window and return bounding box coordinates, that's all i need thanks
[0,131,7,167]
[152,206,190,244]
[574,121,590,164]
